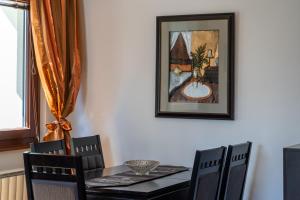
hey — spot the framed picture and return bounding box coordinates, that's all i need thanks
[155,13,234,120]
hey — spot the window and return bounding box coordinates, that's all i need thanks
[0,0,39,151]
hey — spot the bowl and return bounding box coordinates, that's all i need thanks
[124,160,160,175]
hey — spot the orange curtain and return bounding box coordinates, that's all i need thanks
[30,0,81,154]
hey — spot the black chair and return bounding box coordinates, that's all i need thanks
[23,152,86,200]
[72,135,105,171]
[30,140,66,155]
[219,142,252,200]
[189,147,227,200]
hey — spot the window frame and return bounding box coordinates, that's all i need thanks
[0,3,39,152]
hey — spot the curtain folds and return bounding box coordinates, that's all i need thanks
[30,0,81,154]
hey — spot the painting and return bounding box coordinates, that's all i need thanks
[169,30,219,103]
[155,13,234,119]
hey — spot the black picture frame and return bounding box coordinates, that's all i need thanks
[155,13,235,120]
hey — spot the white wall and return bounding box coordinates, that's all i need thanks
[70,0,300,199]
[0,149,26,170]
[1,0,299,199]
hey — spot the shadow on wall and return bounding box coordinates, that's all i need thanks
[101,135,114,167]
[77,0,88,108]
[70,0,114,167]
[248,144,261,200]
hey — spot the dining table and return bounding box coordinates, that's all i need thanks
[85,165,192,200]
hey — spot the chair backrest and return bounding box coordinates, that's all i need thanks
[219,142,252,200]
[189,146,227,200]
[23,152,86,200]
[72,135,105,171]
[30,140,66,155]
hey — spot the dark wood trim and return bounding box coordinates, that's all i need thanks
[283,147,288,200]
[87,186,190,200]
[27,6,40,141]
[228,13,235,120]
[0,128,33,139]
[23,152,34,200]
[282,145,300,200]
[155,13,235,120]
[86,165,192,199]
[155,15,162,118]
[0,137,35,152]
[0,1,29,9]
[0,6,39,152]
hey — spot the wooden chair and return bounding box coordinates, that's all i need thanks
[72,135,105,172]
[189,147,227,200]
[23,152,86,200]
[30,140,66,155]
[219,142,252,200]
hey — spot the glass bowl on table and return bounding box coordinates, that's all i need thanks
[124,160,160,175]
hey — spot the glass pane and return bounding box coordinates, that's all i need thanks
[0,6,27,129]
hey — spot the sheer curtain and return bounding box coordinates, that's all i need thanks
[170,32,180,50]
[170,31,192,59]
[181,32,192,59]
